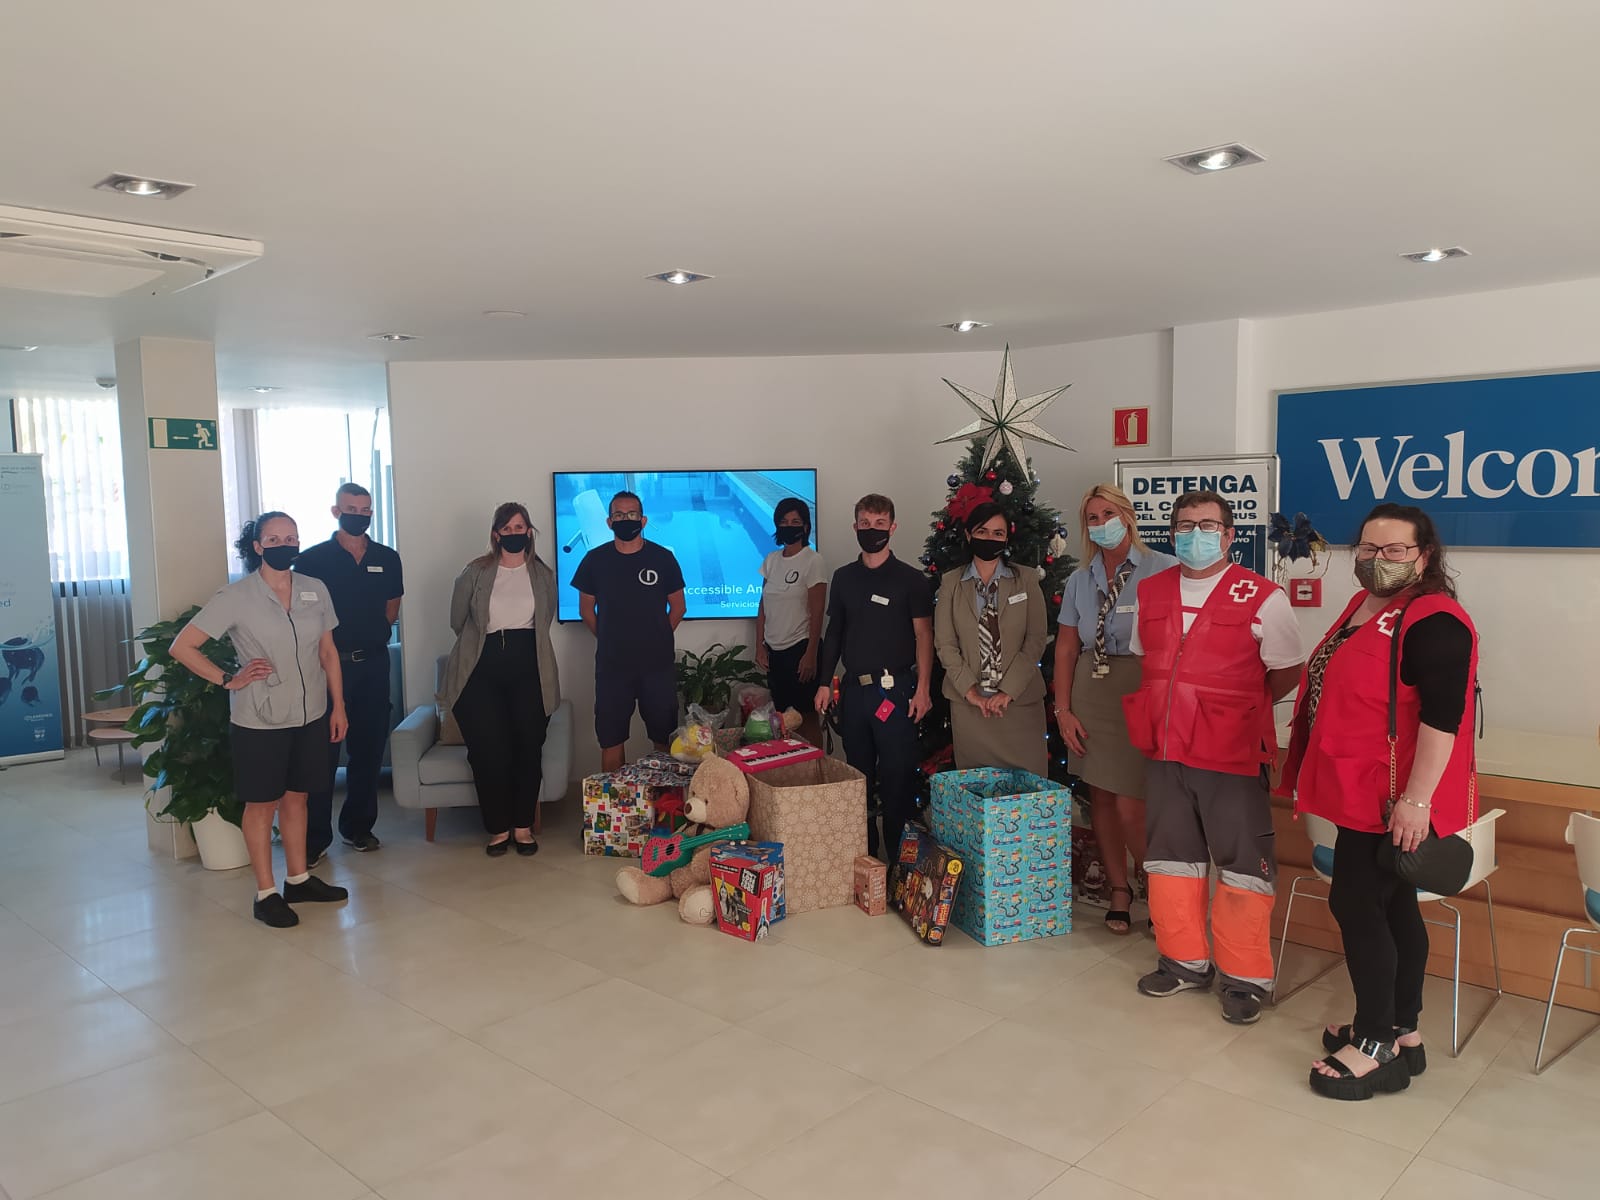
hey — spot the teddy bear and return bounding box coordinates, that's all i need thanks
[615,753,751,925]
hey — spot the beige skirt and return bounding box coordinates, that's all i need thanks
[951,698,1049,777]
[1069,654,1147,798]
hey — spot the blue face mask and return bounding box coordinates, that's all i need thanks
[1173,528,1225,570]
[1088,517,1126,549]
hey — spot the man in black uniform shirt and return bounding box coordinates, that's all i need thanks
[296,483,403,861]
[814,493,934,860]
[573,490,687,772]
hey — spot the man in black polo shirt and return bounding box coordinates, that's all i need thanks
[573,490,686,772]
[296,483,403,860]
[815,493,933,860]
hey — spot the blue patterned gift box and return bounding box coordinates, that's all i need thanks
[930,768,1074,946]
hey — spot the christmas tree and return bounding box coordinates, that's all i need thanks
[912,438,1079,797]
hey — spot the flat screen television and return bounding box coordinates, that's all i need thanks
[552,469,819,621]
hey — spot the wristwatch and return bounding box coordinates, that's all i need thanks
[220,671,234,688]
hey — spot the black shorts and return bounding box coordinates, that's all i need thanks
[594,664,677,748]
[231,712,332,804]
[765,639,816,715]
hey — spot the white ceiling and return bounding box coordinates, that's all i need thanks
[3,0,1599,403]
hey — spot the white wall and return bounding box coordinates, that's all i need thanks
[389,334,1172,775]
[1250,277,1600,739]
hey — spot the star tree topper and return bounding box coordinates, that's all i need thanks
[937,344,1075,470]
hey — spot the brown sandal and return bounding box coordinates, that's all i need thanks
[1105,886,1134,936]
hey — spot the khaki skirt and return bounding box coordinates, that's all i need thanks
[1069,653,1147,798]
[951,698,1049,777]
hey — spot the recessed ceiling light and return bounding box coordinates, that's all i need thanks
[93,172,194,199]
[1164,143,1266,175]
[368,332,419,342]
[482,309,527,318]
[648,269,712,285]
[249,386,279,394]
[943,320,991,333]
[0,344,40,352]
[1400,246,1470,264]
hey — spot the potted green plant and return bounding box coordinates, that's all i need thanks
[102,605,249,870]
[675,643,765,728]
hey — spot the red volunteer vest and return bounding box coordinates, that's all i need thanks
[1121,564,1279,777]
[1278,590,1478,836]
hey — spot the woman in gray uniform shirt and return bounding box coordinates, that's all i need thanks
[170,512,350,927]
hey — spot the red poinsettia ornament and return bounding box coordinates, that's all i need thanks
[946,482,995,523]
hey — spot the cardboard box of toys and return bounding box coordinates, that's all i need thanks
[929,767,1070,859]
[710,842,785,941]
[746,756,867,914]
[580,754,697,857]
[890,826,963,945]
[950,848,1072,946]
[853,854,887,916]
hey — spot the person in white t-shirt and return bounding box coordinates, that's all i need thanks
[755,498,827,744]
[1122,490,1304,1028]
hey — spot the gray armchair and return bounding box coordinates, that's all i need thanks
[391,655,573,840]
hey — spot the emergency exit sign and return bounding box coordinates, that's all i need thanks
[148,417,218,451]
[1113,407,1150,447]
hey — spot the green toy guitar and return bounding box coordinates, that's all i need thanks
[642,822,750,877]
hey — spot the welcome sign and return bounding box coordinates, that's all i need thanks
[1276,371,1600,548]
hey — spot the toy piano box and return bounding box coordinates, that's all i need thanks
[710,843,784,941]
[890,826,964,946]
[726,737,823,774]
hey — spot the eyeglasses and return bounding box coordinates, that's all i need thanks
[1173,519,1227,534]
[610,511,642,521]
[1354,542,1419,562]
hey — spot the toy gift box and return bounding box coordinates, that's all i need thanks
[581,755,697,857]
[929,768,1071,858]
[710,842,784,940]
[950,841,1073,946]
[890,826,964,946]
[854,854,887,916]
[745,756,867,914]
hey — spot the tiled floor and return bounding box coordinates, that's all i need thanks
[2,752,1598,1200]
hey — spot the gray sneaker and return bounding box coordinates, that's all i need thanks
[1219,987,1264,1025]
[1137,965,1214,998]
[342,834,381,852]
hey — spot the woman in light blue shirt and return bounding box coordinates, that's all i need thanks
[1052,484,1177,934]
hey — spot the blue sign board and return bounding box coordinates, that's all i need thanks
[1276,371,1600,548]
[0,456,64,764]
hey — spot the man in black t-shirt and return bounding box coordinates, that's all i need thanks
[814,493,934,860]
[294,483,403,862]
[572,490,686,771]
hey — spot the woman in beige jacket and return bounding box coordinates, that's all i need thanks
[441,502,562,856]
[934,502,1049,775]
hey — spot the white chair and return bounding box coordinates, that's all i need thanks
[1272,812,1346,1006]
[1533,812,1600,1074]
[1418,807,1506,1057]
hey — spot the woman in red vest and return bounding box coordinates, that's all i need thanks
[1279,503,1478,1102]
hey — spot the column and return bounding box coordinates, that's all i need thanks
[1170,319,1264,456]
[115,337,228,630]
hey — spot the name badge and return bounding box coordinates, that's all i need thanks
[1008,592,1028,606]
[870,594,890,605]
[1116,604,1135,614]
[299,591,318,602]
[366,565,384,573]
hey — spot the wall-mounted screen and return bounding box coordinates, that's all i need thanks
[552,469,818,621]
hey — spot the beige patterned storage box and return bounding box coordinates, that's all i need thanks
[745,756,867,914]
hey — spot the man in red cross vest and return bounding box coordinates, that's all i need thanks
[1122,490,1305,1025]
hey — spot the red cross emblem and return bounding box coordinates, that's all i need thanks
[1229,579,1259,603]
[1377,609,1399,637]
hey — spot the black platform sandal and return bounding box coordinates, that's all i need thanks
[1105,886,1134,936]
[1309,1037,1411,1101]
[1322,1024,1427,1076]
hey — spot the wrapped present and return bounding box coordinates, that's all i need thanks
[929,768,1070,858]
[746,756,867,914]
[890,826,963,946]
[1069,792,1147,910]
[951,839,1072,946]
[710,843,783,941]
[581,754,696,857]
[853,854,887,916]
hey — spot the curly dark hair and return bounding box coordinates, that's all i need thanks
[1353,503,1457,598]
[234,512,294,573]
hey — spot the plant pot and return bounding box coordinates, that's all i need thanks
[191,810,251,871]
[146,807,199,861]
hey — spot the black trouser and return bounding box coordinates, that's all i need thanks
[1328,826,1429,1043]
[308,650,391,855]
[454,630,548,835]
[837,673,918,861]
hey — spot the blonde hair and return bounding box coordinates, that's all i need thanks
[1078,483,1146,562]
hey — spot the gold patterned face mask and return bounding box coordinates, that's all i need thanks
[1355,556,1418,597]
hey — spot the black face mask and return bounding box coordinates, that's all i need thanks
[338,513,372,536]
[775,526,806,546]
[611,519,643,542]
[498,533,530,555]
[969,538,1007,562]
[856,528,891,554]
[261,545,299,572]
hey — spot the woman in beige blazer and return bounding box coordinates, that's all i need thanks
[441,502,562,856]
[934,502,1049,775]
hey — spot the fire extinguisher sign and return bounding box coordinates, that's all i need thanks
[1113,407,1149,447]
